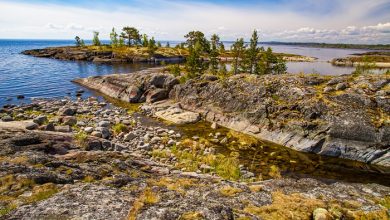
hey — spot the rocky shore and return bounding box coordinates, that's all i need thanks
[331,58,390,68]
[74,68,390,167]
[1,98,389,219]
[22,46,186,63]
[22,46,317,64]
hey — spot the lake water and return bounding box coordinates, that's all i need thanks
[0,39,384,106]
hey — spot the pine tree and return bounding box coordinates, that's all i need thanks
[231,38,245,75]
[75,36,82,47]
[110,28,118,47]
[218,62,228,77]
[209,34,220,74]
[258,47,286,75]
[166,42,170,48]
[246,30,260,74]
[184,31,210,53]
[118,37,125,47]
[185,41,206,78]
[142,34,149,47]
[148,37,157,57]
[157,42,162,47]
[92,31,101,46]
[121,27,141,46]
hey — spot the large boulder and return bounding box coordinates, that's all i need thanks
[155,107,201,125]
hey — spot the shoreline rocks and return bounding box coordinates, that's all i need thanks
[1,98,389,219]
[74,69,390,167]
[22,47,185,64]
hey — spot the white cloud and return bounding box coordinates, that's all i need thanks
[45,23,64,30]
[0,0,388,43]
[269,22,390,43]
[67,23,85,31]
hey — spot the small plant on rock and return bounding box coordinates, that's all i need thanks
[74,131,88,148]
[112,123,129,135]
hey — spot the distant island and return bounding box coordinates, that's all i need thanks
[260,41,390,50]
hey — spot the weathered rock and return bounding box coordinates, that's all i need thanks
[124,133,136,142]
[86,140,102,151]
[155,107,201,125]
[1,115,13,122]
[146,89,168,103]
[84,127,94,133]
[335,82,348,90]
[45,122,55,131]
[63,116,77,126]
[58,107,76,116]
[95,127,110,139]
[97,121,110,127]
[33,115,47,125]
[55,125,72,133]
[25,122,39,130]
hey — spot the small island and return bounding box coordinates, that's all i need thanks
[23,27,316,65]
[331,51,390,68]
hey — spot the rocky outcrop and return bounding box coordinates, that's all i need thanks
[73,68,179,103]
[74,70,390,167]
[170,74,390,167]
[22,47,185,63]
[1,98,389,219]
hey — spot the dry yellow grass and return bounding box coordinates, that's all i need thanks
[127,187,160,220]
[180,211,204,220]
[219,186,243,197]
[244,191,325,220]
[150,177,196,194]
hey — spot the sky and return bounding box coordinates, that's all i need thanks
[0,0,389,44]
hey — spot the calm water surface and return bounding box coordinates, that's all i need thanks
[0,40,157,106]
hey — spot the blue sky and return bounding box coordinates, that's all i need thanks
[0,0,389,43]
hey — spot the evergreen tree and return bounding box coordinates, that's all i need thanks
[231,38,245,75]
[219,43,225,54]
[184,31,210,53]
[80,39,85,47]
[121,27,141,46]
[209,34,220,74]
[147,37,157,57]
[142,34,149,47]
[118,36,125,47]
[246,30,260,74]
[258,47,286,75]
[157,42,162,47]
[110,28,118,47]
[75,36,82,47]
[185,41,206,78]
[166,42,170,48]
[92,31,101,46]
[218,62,228,77]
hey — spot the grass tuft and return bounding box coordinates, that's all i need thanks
[219,186,243,197]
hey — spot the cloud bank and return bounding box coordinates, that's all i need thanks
[0,0,389,43]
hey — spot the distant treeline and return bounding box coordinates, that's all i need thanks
[260,42,390,50]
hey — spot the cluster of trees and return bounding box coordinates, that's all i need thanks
[183,30,286,77]
[75,28,286,76]
[75,27,167,49]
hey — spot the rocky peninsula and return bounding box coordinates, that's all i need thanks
[22,46,316,64]
[331,52,390,68]
[74,67,390,167]
[22,46,187,63]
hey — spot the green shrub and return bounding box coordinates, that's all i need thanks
[74,131,88,147]
[112,123,129,135]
